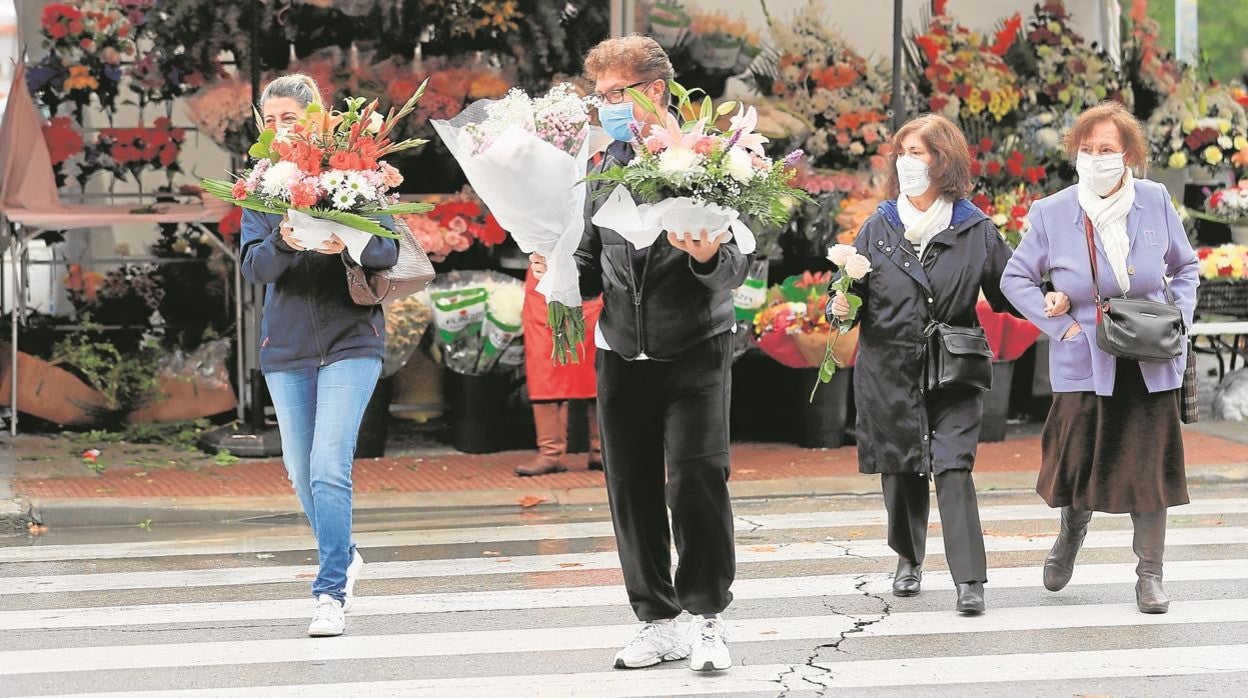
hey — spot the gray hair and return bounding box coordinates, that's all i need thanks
[260,74,322,109]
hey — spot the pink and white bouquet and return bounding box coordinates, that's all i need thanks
[433,83,597,365]
[202,85,434,259]
[587,81,812,255]
[811,243,872,399]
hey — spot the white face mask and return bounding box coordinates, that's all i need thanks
[1076,152,1126,197]
[896,155,931,197]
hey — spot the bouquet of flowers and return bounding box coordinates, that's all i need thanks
[427,271,525,375]
[587,81,812,257]
[432,83,596,365]
[1206,180,1248,225]
[1148,85,1248,173]
[1008,1,1127,112]
[202,84,434,252]
[812,243,872,399]
[907,0,1024,126]
[1197,244,1248,281]
[756,0,893,172]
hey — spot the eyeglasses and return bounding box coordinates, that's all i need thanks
[591,80,649,106]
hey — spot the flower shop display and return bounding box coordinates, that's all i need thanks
[687,9,756,73]
[1206,180,1248,242]
[1148,84,1248,174]
[1007,2,1128,114]
[754,0,892,173]
[907,0,1024,128]
[184,76,256,157]
[752,271,840,370]
[32,1,143,118]
[812,244,872,398]
[972,185,1044,249]
[1195,244,1248,318]
[646,0,692,50]
[202,86,434,245]
[398,189,508,264]
[428,271,525,375]
[1120,0,1186,122]
[433,83,596,365]
[95,117,188,192]
[779,167,875,261]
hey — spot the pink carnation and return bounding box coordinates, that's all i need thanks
[644,136,667,155]
[379,162,404,188]
[693,136,718,156]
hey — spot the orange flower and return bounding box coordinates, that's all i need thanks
[814,64,858,90]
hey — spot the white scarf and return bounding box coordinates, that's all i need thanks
[898,195,954,258]
[1078,169,1135,293]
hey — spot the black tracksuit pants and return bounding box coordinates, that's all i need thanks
[882,470,988,584]
[596,332,735,622]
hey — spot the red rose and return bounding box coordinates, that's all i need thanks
[1006,158,1023,177]
[979,138,994,153]
[970,160,982,176]
[972,194,992,212]
[47,23,69,39]
[987,161,1002,176]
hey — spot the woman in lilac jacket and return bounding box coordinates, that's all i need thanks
[1001,102,1199,614]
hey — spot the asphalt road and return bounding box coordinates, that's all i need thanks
[3,484,1248,696]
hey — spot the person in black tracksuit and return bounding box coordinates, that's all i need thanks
[530,36,750,673]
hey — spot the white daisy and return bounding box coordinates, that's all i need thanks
[332,190,358,211]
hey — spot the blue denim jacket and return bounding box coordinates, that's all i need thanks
[240,210,399,373]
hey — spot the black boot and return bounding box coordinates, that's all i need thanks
[1043,507,1092,592]
[956,582,985,615]
[892,558,922,597]
[1132,510,1169,614]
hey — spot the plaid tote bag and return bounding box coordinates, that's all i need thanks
[1181,340,1199,424]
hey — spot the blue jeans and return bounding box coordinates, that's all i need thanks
[265,357,381,602]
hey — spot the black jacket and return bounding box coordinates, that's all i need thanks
[241,210,398,373]
[833,199,1015,475]
[575,141,752,360]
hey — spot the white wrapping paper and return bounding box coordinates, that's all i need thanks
[433,107,599,310]
[285,209,375,264]
[590,185,757,254]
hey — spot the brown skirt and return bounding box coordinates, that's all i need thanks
[1038,359,1188,514]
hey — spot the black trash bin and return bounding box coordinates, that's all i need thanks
[796,367,852,449]
[356,377,393,459]
[444,370,513,454]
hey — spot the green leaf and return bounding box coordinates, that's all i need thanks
[301,208,400,238]
[248,141,269,160]
[371,202,434,216]
[257,129,276,147]
[625,87,661,120]
[700,96,713,122]
[305,103,322,114]
[668,80,688,103]
[846,294,864,315]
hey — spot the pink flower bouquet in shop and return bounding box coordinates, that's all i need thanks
[586,81,812,255]
[432,83,597,365]
[811,243,872,400]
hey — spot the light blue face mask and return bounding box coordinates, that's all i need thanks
[599,102,638,143]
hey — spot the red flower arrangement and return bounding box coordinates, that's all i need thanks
[398,188,508,262]
[97,117,187,184]
[969,137,1048,190]
[43,116,85,166]
[909,0,1023,125]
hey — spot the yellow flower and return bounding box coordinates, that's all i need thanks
[1168,151,1188,169]
[64,65,98,91]
[1219,119,1233,134]
[1181,117,1198,133]
[1057,88,1072,104]
[1235,136,1248,151]
[1204,145,1224,165]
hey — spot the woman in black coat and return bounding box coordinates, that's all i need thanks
[828,114,1067,614]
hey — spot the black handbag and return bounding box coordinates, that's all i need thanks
[924,321,994,392]
[1083,215,1186,362]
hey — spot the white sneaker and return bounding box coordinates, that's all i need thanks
[307,594,344,637]
[689,616,731,672]
[343,549,365,612]
[613,620,690,669]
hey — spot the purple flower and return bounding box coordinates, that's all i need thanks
[783,149,806,167]
[726,129,742,149]
[628,121,644,143]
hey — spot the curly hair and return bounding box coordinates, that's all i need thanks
[584,35,674,85]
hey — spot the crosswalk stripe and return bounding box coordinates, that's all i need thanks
[7,599,1248,676]
[5,559,1248,631]
[5,498,1246,563]
[29,664,819,698]
[7,526,1248,596]
[807,644,1248,689]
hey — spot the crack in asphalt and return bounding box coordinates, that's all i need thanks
[782,538,895,697]
[735,515,766,534]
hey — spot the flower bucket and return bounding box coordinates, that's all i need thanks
[1232,224,1248,245]
[734,44,762,73]
[692,37,742,72]
[649,6,690,49]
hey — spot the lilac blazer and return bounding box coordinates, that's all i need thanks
[1001,180,1199,396]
